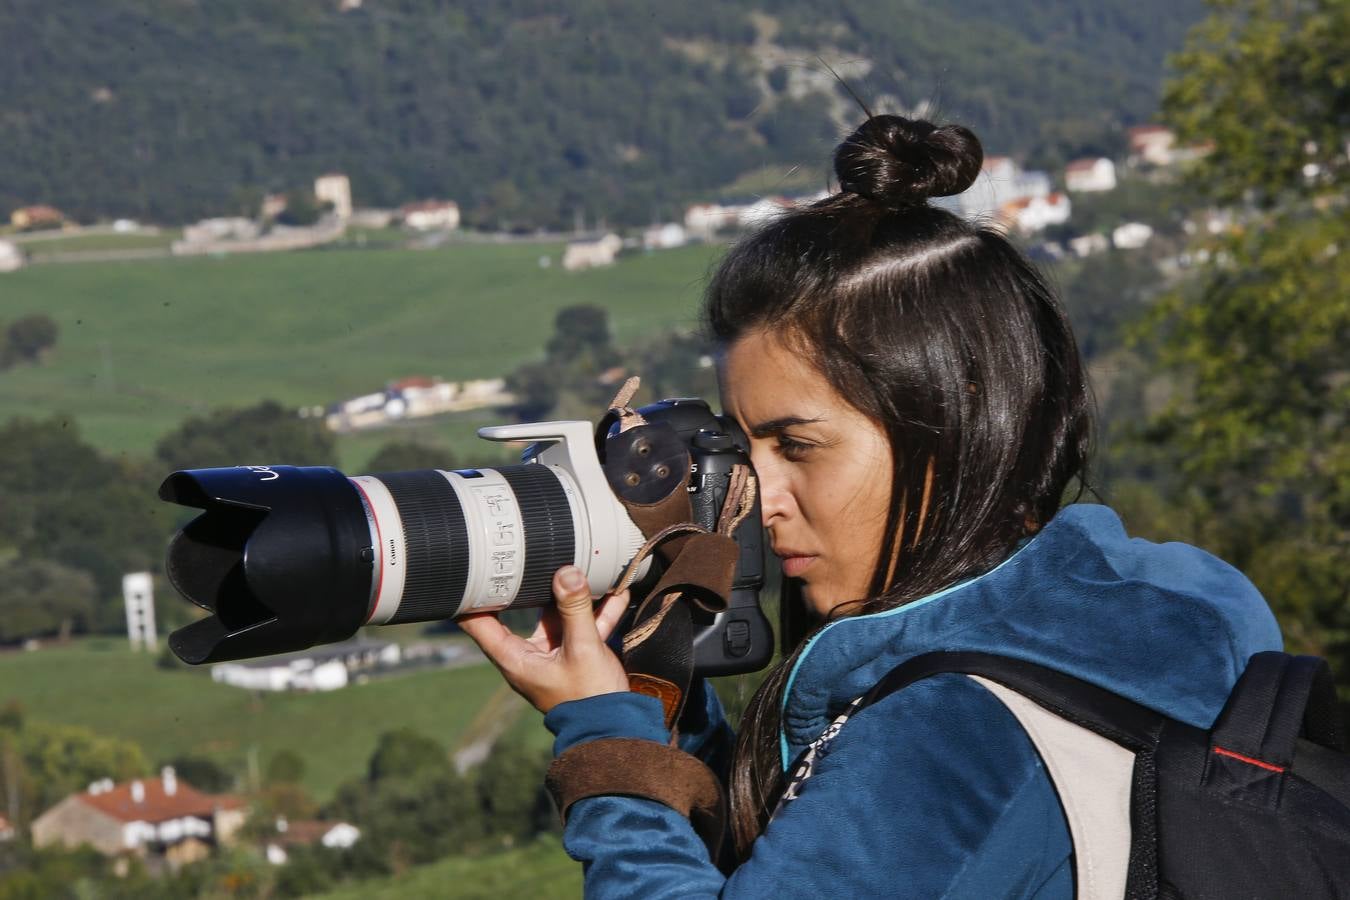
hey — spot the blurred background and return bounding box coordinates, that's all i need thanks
[0,1,1343,896]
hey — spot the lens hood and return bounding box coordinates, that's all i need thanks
[160,466,375,664]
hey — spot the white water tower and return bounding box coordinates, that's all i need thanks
[123,572,157,652]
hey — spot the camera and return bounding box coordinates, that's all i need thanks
[160,398,771,677]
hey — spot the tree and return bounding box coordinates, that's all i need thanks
[0,559,97,644]
[264,749,306,786]
[1162,0,1348,210]
[366,728,450,784]
[276,189,322,226]
[8,722,148,817]
[544,305,618,370]
[364,441,456,474]
[474,743,554,843]
[155,401,336,472]
[1120,0,1349,673]
[1,314,58,368]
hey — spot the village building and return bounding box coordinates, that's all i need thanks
[314,173,353,220]
[738,196,796,231]
[0,240,24,273]
[1128,125,1177,167]
[642,223,687,250]
[31,769,244,868]
[1064,158,1117,193]
[1069,233,1110,257]
[956,157,1052,220]
[0,814,14,842]
[400,200,460,231]
[210,638,401,692]
[182,217,261,245]
[261,193,289,220]
[683,203,740,238]
[1000,193,1072,233]
[1112,222,1154,250]
[263,817,361,865]
[10,205,65,231]
[562,233,622,270]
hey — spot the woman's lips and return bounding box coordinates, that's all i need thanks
[780,555,818,578]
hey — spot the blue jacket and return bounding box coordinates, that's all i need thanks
[544,504,1282,898]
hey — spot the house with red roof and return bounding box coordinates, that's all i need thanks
[31,768,244,867]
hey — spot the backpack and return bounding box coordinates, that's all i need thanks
[809,650,1350,899]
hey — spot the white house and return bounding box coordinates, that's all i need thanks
[684,203,741,237]
[181,217,260,245]
[210,639,400,692]
[400,200,460,231]
[563,233,622,271]
[1128,125,1177,166]
[738,196,796,230]
[643,223,687,250]
[0,240,24,273]
[955,157,1052,219]
[1065,158,1117,193]
[1112,222,1154,250]
[264,818,360,865]
[314,173,353,220]
[1001,193,1072,233]
[1069,233,1110,257]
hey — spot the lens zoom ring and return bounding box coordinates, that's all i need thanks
[377,471,470,623]
[500,466,576,607]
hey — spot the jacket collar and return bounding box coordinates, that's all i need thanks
[777,504,1281,767]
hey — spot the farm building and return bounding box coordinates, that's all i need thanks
[31,769,244,868]
[210,638,401,692]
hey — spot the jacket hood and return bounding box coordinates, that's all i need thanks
[779,504,1282,767]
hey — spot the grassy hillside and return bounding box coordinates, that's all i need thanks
[1,240,722,467]
[306,835,582,900]
[0,638,549,802]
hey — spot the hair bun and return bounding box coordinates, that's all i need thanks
[834,115,983,207]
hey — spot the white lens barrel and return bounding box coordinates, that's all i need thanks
[351,462,646,626]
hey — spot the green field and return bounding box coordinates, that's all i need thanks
[0,241,723,466]
[17,231,179,257]
[0,638,550,802]
[307,835,582,899]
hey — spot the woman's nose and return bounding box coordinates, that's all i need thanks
[753,458,792,527]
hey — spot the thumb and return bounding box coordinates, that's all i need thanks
[552,565,600,645]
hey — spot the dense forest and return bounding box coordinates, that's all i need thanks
[0,0,1202,227]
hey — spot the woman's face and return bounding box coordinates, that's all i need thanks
[719,328,894,617]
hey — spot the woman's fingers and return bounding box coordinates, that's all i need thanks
[552,566,601,647]
[595,590,631,642]
[459,612,526,670]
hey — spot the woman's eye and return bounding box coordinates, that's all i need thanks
[776,435,812,460]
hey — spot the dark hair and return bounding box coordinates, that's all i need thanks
[703,115,1093,858]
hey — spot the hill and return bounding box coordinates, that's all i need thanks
[0,0,1203,227]
[0,240,722,467]
[0,637,545,802]
[305,835,582,899]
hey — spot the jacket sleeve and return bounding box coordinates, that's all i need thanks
[544,674,1074,900]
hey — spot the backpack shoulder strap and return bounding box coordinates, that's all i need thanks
[860,651,1165,751]
[859,652,1170,900]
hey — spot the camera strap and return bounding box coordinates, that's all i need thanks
[543,380,751,863]
[597,379,752,735]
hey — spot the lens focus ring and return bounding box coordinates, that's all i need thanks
[376,471,470,624]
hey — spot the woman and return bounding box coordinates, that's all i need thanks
[461,115,1281,897]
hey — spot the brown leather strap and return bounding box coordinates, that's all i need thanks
[627,673,684,729]
[546,737,726,858]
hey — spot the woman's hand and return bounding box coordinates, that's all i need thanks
[459,565,631,714]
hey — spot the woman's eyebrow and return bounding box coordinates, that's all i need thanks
[749,416,823,438]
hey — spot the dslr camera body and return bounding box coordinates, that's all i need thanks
[161,398,771,678]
